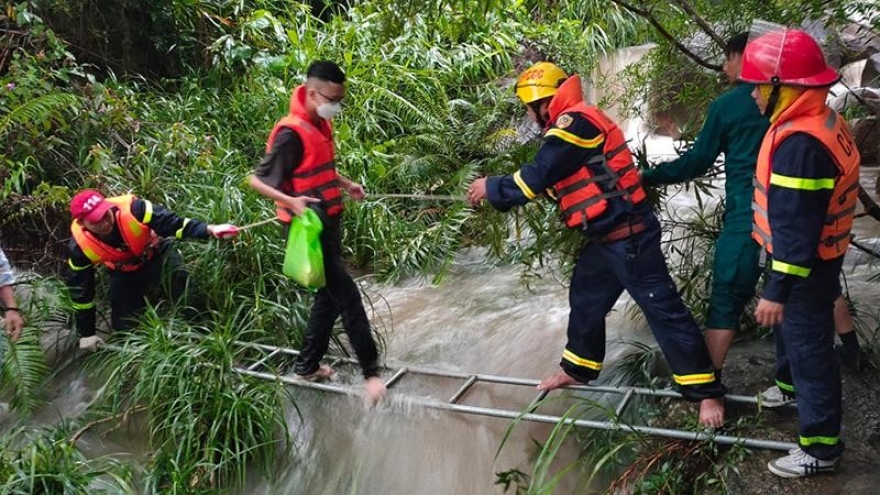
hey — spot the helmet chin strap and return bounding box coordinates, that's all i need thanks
[764,77,781,118]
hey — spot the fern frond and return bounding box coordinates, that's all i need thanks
[0,92,78,139]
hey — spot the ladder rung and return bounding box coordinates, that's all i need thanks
[527,390,549,413]
[384,367,408,388]
[615,388,635,417]
[449,375,478,404]
[246,349,281,371]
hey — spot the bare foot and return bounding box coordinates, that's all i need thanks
[698,397,725,429]
[537,369,582,391]
[295,363,335,382]
[363,376,387,407]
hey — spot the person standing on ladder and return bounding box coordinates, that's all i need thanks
[741,27,859,478]
[67,189,239,351]
[467,62,726,428]
[248,60,386,405]
[641,32,866,391]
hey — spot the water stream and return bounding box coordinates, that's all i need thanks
[4,46,879,494]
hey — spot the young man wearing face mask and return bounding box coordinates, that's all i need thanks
[467,62,726,428]
[249,60,386,405]
[67,189,239,351]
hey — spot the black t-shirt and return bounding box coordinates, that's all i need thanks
[253,128,304,188]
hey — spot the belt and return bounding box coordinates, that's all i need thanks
[593,217,646,243]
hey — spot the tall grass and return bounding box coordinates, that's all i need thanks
[0,423,135,494]
[89,308,291,492]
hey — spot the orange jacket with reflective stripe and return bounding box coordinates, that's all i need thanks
[70,195,160,272]
[266,85,342,221]
[548,91,645,229]
[753,90,860,260]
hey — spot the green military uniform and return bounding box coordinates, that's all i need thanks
[642,83,769,329]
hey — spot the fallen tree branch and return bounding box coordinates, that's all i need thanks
[850,238,880,260]
[670,0,725,48]
[857,184,880,222]
[70,405,148,444]
[608,0,722,71]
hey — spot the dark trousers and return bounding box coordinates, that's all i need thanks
[294,216,379,378]
[772,255,844,460]
[108,240,189,331]
[562,212,724,401]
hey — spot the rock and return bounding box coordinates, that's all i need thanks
[839,23,880,86]
[851,116,880,165]
[829,87,880,114]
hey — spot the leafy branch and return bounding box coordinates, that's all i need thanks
[607,0,722,71]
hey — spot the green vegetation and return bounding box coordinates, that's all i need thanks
[0,0,877,493]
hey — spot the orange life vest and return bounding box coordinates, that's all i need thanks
[752,89,860,260]
[70,195,160,272]
[266,85,342,221]
[550,104,646,229]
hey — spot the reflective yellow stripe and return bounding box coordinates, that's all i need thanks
[142,200,154,224]
[673,372,716,386]
[561,349,602,371]
[776,379,795,393]
[771,259,811,277]
[71,301,96,310]
[176,218,191,239]
[512,171,537,200]
[68,258,91,271]
[800,435,838,447]
[545,128,605,149]
[81,247,101,263]
[128,219,143,236]
[769,173,835,191]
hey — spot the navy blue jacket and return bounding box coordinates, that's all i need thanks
[486,112,647,235]
[68,198,210,335]
[763,133,838,303]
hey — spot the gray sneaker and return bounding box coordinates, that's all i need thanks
[759,385,796,408]
[768,448,837,478]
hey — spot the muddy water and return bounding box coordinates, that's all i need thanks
[245,251,648,495]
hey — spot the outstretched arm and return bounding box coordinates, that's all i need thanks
[337,174,365,201]
[642,98,726,186]
[472,112,605,211]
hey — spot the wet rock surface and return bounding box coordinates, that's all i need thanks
[722,339,880,495]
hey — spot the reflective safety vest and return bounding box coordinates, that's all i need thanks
[549,105,646,229]
[752,99,860,260]
[266,86,342,221]
[70,195,160,272]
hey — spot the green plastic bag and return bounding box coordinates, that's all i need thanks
[282,208,325,289]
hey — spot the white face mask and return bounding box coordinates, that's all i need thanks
[317,102,342,120]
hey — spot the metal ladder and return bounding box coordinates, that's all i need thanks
[227,339,796,452]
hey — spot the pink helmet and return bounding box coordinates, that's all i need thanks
[739,29,839,87]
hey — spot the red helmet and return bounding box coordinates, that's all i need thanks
[739,29,839,87]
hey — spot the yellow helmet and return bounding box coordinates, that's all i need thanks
[515,62,568,104]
